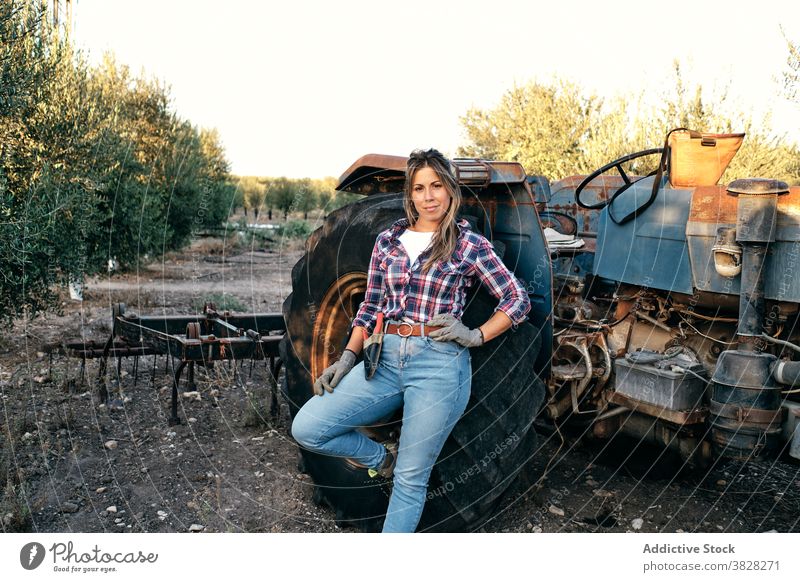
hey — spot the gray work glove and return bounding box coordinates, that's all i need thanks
[426,313,484,348]
[313,349,357,396]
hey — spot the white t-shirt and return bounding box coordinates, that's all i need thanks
[399,228,435,269]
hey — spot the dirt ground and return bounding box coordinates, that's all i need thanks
[1,236,799,534]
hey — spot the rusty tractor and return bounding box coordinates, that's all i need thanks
[279,143,800,532]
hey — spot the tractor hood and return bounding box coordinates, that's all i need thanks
[336,154,528,195]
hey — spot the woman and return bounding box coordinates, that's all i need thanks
[291,148,531,532]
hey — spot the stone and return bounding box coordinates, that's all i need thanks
[631,518,644,530]
[60,502,79,513]
[188,524,205,532]
[548,505,565,517]
[106,505,118,513]
[593,489,615,498]
[104,440,118,450]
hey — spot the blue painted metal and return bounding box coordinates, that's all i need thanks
[593,177,694,294]
[687,189,800,302]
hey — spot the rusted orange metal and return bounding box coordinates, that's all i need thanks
[336,154,528,194]
[689,185,800,225]
[547,174,633,237]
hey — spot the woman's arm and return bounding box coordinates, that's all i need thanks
[344,326,367,356]
[477,310,513,343]
[471,237,531,340]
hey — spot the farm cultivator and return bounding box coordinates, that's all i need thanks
[60,303,286,425]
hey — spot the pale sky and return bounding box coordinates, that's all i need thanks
[72,0,800,179]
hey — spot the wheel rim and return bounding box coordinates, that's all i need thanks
[311,272,366,382]
[310,272,400,458]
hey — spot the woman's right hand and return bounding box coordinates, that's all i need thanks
[313,349,357,396]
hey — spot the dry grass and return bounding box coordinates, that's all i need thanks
[191,235,240,256]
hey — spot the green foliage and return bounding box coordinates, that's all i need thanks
[312,176,337,211]
[233,175,345,219]
[458,64,800,185]
[270,176,296,220]
[237,176,265,218]
[276,219,312,239]
[294,177,316,218]
[330,190,360,211]
[0,1,235,322]
[782,29,800,104]
[459,79,599,180]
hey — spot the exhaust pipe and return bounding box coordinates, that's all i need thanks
[709,179,789,459]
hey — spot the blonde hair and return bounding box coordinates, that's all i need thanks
[403,148,462,274]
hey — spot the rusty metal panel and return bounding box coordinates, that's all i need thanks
[336,154,527,194]
[689,185,800,225]
[688,186,800,300]
[548,175,630,237]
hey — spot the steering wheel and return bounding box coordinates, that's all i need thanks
[575,148,663,210]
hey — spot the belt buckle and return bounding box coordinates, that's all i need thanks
[397,322,413,337]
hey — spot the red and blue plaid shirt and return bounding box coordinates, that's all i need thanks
[352,217,531,335]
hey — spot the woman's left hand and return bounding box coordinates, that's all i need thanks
[427,313,484,347]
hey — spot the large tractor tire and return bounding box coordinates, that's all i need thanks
[279,193,546,531]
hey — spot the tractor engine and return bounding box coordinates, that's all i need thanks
[541,170,800,466]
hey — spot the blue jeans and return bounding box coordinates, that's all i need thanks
[291,333,472,532]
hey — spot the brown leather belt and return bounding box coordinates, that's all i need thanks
[385,322,443,337]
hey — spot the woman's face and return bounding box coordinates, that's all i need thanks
[410,166,451,226]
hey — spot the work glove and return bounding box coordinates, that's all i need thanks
[313,349,357,396]
[426,313,484,348]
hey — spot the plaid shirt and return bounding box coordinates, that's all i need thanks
[352,217,531,335]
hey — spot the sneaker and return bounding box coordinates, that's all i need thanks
[368,442,398,479]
